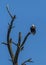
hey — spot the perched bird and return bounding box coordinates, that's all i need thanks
[30,24,36,35]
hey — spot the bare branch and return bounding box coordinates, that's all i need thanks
[18,32,21,46]
[6,5,16,19]
[6,7,16,62]
[7,16,16,42]
[21,58,33,65]
[20,32,31,47]
[2,42,8,45]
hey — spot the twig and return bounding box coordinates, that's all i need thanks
[6,5,16,19]
[2,42,8,45]
[21,58,33,65]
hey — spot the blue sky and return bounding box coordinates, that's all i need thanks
[0,0,46,65]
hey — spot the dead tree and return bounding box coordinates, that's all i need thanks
[2,6,36,65]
